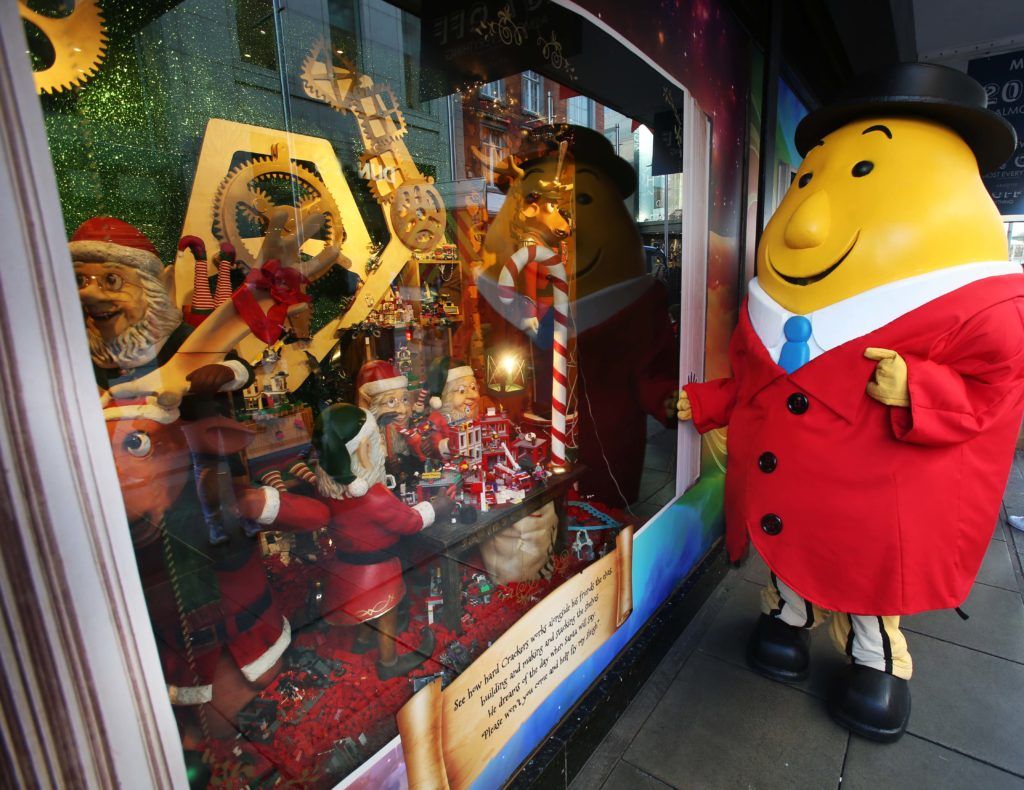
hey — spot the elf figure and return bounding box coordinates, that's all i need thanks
[355,359,413,465]
[404,357,482,461]
[311,403,454,679]
[679,64,1024,741]
[70,217,254,546]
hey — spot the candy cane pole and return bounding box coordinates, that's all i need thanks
[497,243,569,467]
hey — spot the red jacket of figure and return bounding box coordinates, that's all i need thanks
[403,411,453,461]
[317,483,436,625]
[684,274,1024,615]
[323,483,435,553]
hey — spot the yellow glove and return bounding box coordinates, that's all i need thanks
[864,347,909,407]
[677,389,693,421]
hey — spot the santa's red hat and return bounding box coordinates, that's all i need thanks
[356,360,408,401]
[68,217,163,280]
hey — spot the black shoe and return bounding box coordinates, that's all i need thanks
[746,613,810,682]
[827,664,910,743]
[241,518,262,538]
[376,628,436,680]
[207,521,229,546]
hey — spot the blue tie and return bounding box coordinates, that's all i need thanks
[778,315,812,374]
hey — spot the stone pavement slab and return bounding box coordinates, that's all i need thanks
[904,631,1024,776]
[622,653,847,790]
[976,538,1018,590]
[842,733,1024,790]
[904,582,1024,662]
[600,760,675,790]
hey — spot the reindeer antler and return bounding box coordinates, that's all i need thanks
[470,145,525,182]
[537,139,574,196]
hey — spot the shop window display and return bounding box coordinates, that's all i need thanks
[25,0,686,785]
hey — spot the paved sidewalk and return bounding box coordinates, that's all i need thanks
[570,454,1024,790]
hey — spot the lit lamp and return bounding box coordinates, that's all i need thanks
[486,349,527,394]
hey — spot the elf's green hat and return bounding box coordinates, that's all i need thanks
[426,356,474,410]
[311,403,376,497]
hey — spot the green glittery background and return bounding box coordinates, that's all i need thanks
[33,0,455,330]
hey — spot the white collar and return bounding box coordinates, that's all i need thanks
[748,261,1023,362]
[573,276,656,334]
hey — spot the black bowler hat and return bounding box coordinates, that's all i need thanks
[515,124,637,198]
[795,63,1017,174]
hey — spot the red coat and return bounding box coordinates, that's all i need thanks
[684,274,1024,615]
[323,483,429,553]
[319,484,431,624]
[576,277,679,506]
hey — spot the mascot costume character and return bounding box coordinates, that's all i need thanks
[679,63,1024,741]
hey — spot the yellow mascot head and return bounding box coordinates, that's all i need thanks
[759,63,1017,315]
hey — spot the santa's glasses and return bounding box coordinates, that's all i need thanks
[75,271,139,292]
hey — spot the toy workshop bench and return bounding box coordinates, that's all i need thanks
[414,465,586,633]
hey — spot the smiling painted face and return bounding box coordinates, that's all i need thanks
[571,166,644,297]
[758,116,1009,314]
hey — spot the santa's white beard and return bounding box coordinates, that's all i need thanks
[351,428,388,487]
[88,277,182,369]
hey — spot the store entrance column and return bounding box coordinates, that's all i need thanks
[0,6,184,786]
[677,98,712,491]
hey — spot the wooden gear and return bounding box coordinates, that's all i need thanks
[18,0,108,95]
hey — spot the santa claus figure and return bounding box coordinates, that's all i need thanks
[355,359,413,464]
[70,217,253,545]
[312,404,453,679]
[436,358,481,423]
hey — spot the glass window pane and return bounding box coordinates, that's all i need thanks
[28,1,691,784]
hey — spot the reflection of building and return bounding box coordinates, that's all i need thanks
[454,71,606,214]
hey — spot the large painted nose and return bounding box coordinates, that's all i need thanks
[784,190,831,249]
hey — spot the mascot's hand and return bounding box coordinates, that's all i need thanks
[676,390,693,421]
[518,316,540,337]
[865,347,910,407]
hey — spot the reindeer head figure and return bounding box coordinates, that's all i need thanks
[472,140,575,250]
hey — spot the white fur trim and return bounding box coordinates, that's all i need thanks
[167,683,212,706]
[347,478,369,497]
[256,486,281,525]
[345,409,379,454]
[69,240,163,279]
[219,360,251,391]
[429,396,442,410]
[413,500,435,528]
[103,402,179,424]
[360,375,409,398]
[240,616,291,682]
[446,366,474,384]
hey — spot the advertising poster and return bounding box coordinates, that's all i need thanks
[968,50,1024,215]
